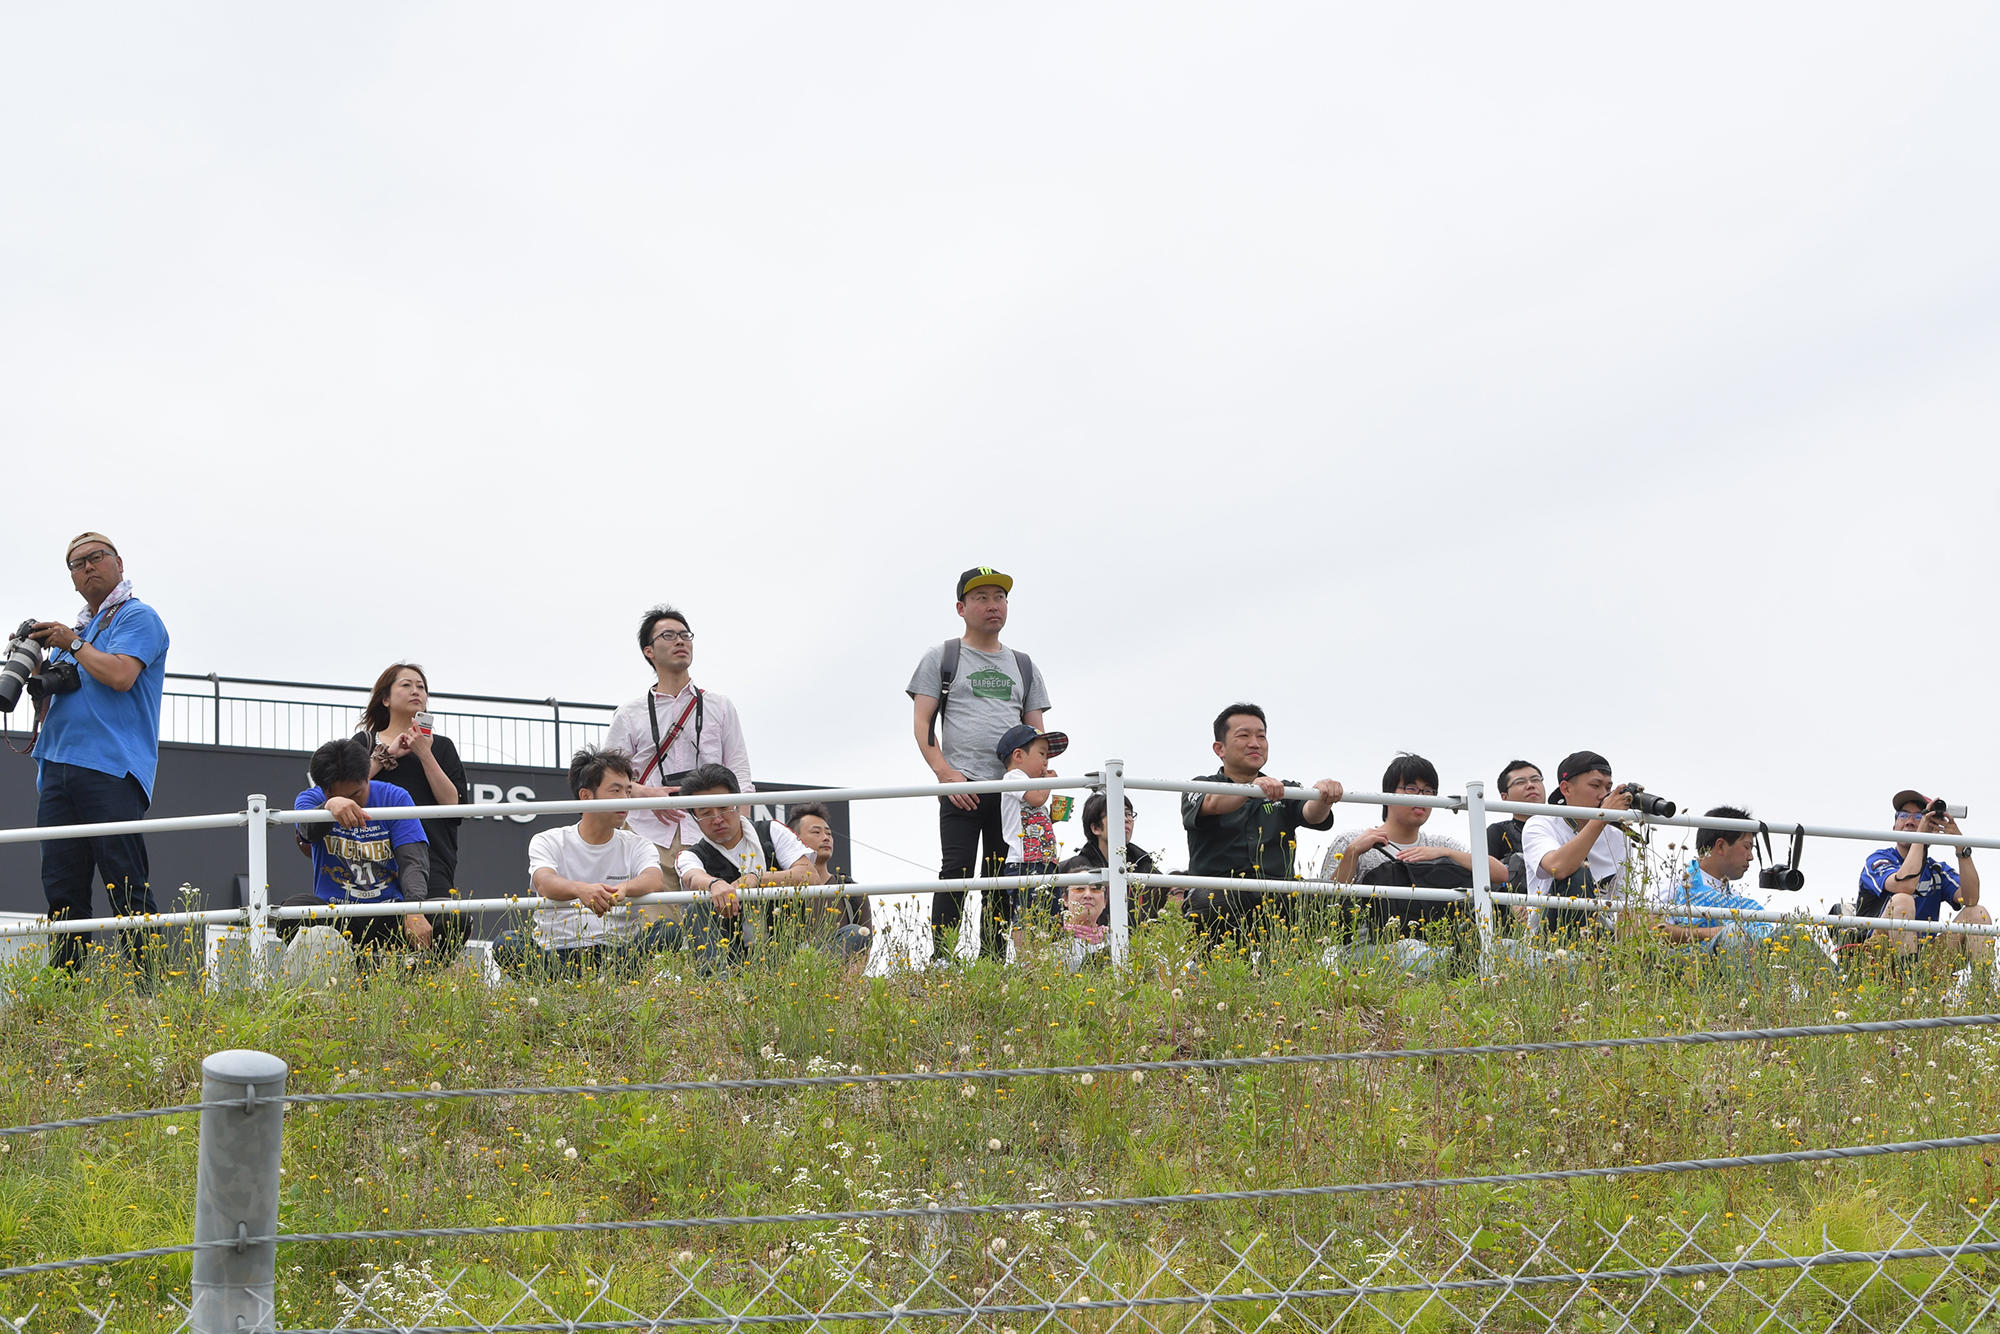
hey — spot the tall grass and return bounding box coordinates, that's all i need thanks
[1,905,1996,1330]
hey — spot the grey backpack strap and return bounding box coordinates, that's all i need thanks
[1011,650,1035,720]
[927,638,961,747]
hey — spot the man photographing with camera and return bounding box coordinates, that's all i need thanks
[1517,750,1669,937]
[1856,790,1990,960]
[20,533,170,972]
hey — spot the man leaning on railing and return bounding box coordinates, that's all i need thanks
[493,747,676,978]
[1180,701,1343,948]
[281,738,441,960]
[23,532,170,975]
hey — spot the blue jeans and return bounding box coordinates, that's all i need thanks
[37,760,155,972]
[494,921,680,978]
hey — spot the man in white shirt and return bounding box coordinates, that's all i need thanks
[1518,750,1640,938]
[604,605,755,917]
[673,763,817,973]
[493,748,676,977]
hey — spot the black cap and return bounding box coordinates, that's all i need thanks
[1557,751,1612,784]
[956,566,1014,600]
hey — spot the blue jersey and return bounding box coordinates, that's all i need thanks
[1859,846,1960,922]
[35,597,169,798]
[295,781,426,903]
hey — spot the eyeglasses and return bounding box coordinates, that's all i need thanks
[1894,809,1926,824]
[66,549,112,572]
[651,629,694,645]
[1504,775,1543,790]
[1394,786,1438,798]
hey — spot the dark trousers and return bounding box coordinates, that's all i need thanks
[38,760,155,973]
[934,793,1006,960]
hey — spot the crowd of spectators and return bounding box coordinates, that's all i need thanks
[13,539,1991,977]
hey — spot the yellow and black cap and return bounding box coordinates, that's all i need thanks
[956,566,1014,600]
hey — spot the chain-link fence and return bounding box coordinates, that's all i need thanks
[14,1205,2000,1332]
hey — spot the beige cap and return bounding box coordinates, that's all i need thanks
[65,532,118,562]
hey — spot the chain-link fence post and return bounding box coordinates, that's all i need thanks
[191,1048,288,1334]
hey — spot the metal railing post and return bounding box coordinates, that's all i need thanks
[245,794,271,986]
[1465,780,1497,977]
[190,1048,288,1333]
[208,672,222,746]
[1103,759,1130,971]
[547,697,561,768]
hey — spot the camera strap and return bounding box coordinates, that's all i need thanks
[1756,821,1775,869]
[641,687,703,784]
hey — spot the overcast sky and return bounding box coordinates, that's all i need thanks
[4,3,1997,910]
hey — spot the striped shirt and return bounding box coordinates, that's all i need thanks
[1666,862,1774,941]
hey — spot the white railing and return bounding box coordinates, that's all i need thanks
[4,763,1998,978]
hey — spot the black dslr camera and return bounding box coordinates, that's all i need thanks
[0,621,79,714]
[1758,824,1806,893]
[1615,782,1676,819]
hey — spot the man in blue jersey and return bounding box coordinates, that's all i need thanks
[1856,789,1990,960]
[282,738,438,954]
[24,532,170,972]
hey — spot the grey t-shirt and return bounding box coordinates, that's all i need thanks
[907,642,1052,782]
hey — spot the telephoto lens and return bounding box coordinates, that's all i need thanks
[1634,791,1677,819]
[0,622,44,713]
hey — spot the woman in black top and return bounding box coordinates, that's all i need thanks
[358,662,471,894]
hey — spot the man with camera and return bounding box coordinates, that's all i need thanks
[16,534,169,972]
[604,604,754,922]
[1855,790,1990,959]
[1517,750,1664,937]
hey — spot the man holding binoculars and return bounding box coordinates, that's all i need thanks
[1856,790,1990,959]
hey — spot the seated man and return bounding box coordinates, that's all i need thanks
[1324,753,1508,885]
[1181,702,1343,946]
[1518,750,1640,938]
[673,764,817,971]
[1488,760,1543,891]
[283,737,439,956]
[1320,752,1506,975]
[494,747,677,977]
[1656,806,1779,953]
[1856,789,1990,960]
[785,801,873,964]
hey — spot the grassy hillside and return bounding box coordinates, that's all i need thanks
[2,912,1997,1330]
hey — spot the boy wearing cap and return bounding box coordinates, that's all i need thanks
[994,722,1067,961]
[1856,790,1989,959]
[24,533,170,973]
[908,567,1052,963]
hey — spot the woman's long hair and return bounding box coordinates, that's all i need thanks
[362,661,428,735]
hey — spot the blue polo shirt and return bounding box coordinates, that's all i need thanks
[1858,846,1961,921]
[295,781,427,903]
[35,598,169,799]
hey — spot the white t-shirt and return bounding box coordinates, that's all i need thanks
[1519,815,1631,898]
[528,824,660,950]
[1001,768,1060,867]
[1320,830,1465,881]
[675,820,814,883]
